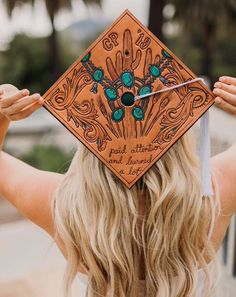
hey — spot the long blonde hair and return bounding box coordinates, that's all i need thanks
[53,128,221,297]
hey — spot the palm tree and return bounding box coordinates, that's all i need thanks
[171,0,236,81]
[4,0,101,82]
[148,0,165,42]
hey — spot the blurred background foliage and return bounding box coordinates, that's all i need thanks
[20,145,74,173]
[0,33,82,94]
[0,0,235,94]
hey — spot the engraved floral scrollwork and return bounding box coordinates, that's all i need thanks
[67,100,111,152]
[47,66,111,152]
[153,89,208,145]
[48,67,93,110]
[151,57,210,145]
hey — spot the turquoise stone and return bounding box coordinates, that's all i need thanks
[112,108,125,122]
[81,52,91,62]
[132,107,144,121]
[138,86,151,96]
[105,88,118,101]
[121,71,135,88]
[162,50,172,59]
[150,65,161,77]
[93,69,104,82]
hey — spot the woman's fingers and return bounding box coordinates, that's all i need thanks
[0,89,5,102]
[10,99,44,121]
[214,82,236,96]
[7,93,42,115]
[0,89,29,108]
[213,76,236,115]
[0,87,45,121]
[214,96,236,115]
[219,76,236,85]
[213,87,236,106]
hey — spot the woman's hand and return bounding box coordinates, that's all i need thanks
[0,84,44,121]
[213,76,236,115]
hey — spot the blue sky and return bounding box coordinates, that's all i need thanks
[0,0,149,49]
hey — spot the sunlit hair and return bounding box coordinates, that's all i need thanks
[52,128,221,297]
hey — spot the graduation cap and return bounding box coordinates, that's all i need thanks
[43,10,215,192]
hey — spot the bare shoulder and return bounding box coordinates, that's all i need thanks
[211,143,236,216]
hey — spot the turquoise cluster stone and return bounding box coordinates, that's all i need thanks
[138,85,151,96]
[149,65,161,77]
[121,71,135,88]
[162,50,172,59]
[132,107,144,121]
[105,87,118,101]
[112,108,125,122]
[93,69,104,82]
[81,52,91,63]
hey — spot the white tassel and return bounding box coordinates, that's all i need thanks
[200,111,214,197]
[134,78,204,101]
[200,111,215,240]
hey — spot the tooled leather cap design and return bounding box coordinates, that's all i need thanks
[43,10,215,188]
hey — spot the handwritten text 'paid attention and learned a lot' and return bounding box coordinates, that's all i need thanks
[108,144,160,176]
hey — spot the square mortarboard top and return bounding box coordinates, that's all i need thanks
[43,10,215,189]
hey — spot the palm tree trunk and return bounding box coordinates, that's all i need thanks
[148,0,165,42]
[201,19,216,82]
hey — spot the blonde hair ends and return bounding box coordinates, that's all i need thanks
[53,129,221,297]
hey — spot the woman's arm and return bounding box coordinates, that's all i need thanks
[0,85,64,236]
[0,152,63,235]
[211,144,236,215]
[211,76,236,215]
